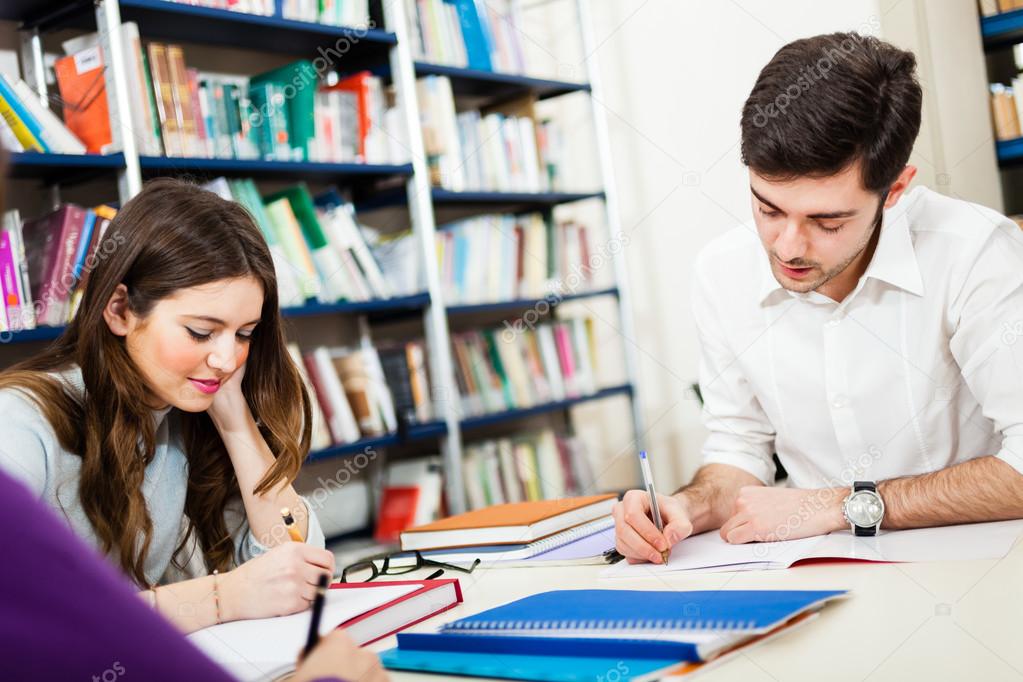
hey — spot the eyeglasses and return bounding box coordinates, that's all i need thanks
[339,550,481,583]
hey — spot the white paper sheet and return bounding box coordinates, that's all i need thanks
[187,583,420,681]
[602,519,1023,579]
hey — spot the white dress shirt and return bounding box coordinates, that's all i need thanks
[693,186,1023,489]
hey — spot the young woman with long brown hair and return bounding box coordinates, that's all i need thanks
[0,177,339,633]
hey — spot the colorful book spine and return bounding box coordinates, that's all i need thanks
[0,75,46,152]
[0,231,17,331]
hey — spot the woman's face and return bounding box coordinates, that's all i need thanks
[114,276,264,412]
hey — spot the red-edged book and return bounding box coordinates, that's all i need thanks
[332,579,463,645]
[187,578,462,681]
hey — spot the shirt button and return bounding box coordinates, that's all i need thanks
[832,394,849,408]
[827,317,841,327]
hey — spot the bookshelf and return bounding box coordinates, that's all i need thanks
[0,0,644,524]
[982,7,1023,50]
[979,6,1023,191]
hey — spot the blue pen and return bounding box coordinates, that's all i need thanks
[638,451,669,564]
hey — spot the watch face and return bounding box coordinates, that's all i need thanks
[846,490,884,527]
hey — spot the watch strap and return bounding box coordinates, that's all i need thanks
[851,481,878,536]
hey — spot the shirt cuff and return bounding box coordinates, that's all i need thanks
[702,450,776,486]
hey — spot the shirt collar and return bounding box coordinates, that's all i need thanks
[757,189,924,305]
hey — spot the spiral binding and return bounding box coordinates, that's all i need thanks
[525,515,615,557]
[444,617,758,632]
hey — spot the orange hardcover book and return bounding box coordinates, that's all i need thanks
[54,46,113,154]
[399,494,616,551]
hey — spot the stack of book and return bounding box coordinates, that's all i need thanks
[463,428,597,510]
[416,76,562,191]
[402,0,528,73]
[381,587,848,680]
[0,73,87,154]
[281,0,370,25]
[0,204,118,333]
[450,317,599,417]
[291,337,434,449]
[437,213,596,304]
[202,178,402,307]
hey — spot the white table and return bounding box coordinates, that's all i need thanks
[366,536,1023,682]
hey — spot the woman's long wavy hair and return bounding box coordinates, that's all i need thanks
[0,177,313,585]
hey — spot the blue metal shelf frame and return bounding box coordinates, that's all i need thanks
[446,287,619,315]
[996,137,1023,165]
[3,294,432,344]
[7,152,127,183]
[459,383,634,431]
[139,156,413,182]
[413,62,591,104]
[982,8,1023,50]
[306,420,447,462]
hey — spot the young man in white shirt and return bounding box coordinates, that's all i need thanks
[613,32,1023,563]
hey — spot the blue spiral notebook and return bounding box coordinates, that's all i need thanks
[381,589,848,679]
[440,589,846,635]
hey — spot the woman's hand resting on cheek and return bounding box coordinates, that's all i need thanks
[218,542,336,621]
[292,630,388,682]
[206,361,252,435]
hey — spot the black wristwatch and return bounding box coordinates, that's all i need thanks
[841,481,884,536]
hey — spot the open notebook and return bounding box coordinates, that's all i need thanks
[187,579,461,682]
[603,518,1023,578]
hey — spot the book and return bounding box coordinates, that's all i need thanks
[61,23,153,155]
[2,210,36,330]
[303,346,361,444]
[381,590,846,680]
[387,515,615,567]
[405,0,528,73]
[250,60,316,161]
[399,493,616,551]
[3,75,85,154]
[147,43,183,156]
[54,46,115,154]
[285,342,332,451]
[0,76,44,152]
[187,578,462,682]
[265,184,349,302]
[375,456,443,542]
[332,349,386,436]
[604,518,1023,578]
[20,205,87,326]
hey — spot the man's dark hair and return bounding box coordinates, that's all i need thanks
[740,32,922,194]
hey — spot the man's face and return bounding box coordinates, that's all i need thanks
[750,161,885,297]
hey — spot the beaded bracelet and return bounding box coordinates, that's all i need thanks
[212,570,221,624]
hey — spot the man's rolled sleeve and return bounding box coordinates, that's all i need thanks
[950,221,1023,476]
